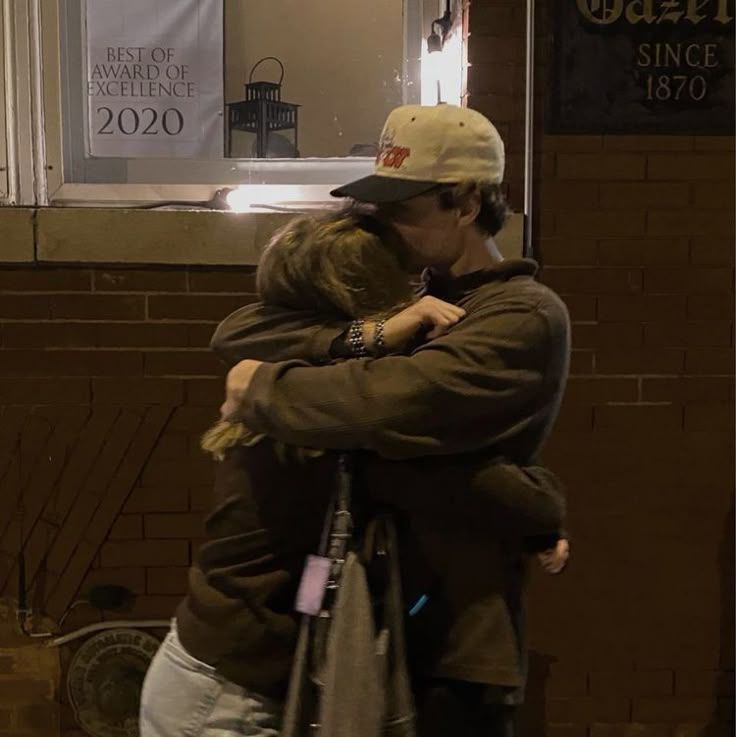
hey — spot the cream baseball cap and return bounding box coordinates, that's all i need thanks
[331,104,505,203]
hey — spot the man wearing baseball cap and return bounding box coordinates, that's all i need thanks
[215,104,571,736]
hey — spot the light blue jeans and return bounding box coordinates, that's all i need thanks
[140,622,282,737]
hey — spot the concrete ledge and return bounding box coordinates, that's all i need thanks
[9,207,524,266]
[0,208,35,262]
[36,208,293,265]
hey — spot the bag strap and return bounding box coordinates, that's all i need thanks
[281,453,355,737]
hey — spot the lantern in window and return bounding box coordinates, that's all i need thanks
[227,57,300,158]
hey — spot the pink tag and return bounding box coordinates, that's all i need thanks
[295,555,332,615]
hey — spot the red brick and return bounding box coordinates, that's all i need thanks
[92,377,184,405]
[124,485,188,514]
[692,180,735,209]
[673,726,733,737]
[98,540,189,567]
[596,347,685,373]
[0,349,142,377]
[187,269,256,294]
[557,211,647,237]
[600,183,689,209]
[540,181,600,210]
[642,378,734,403]
[644,268,734,294]
[598,295,687,322]
[604,135,694,151]
[598,240,690,266]
[594,405,683,432]
[589,725,673,737]
[566,377,639,403]
[545,668,589,697]
[675,670,735,697]
[14,703,58,730]
[632,697,715,722]
[146,566,189,595]
[50,294,145,320]
[466,65,516,96]
[1,322,97,348]
[570,350,594,374]
[690,239,735,266]
[468,6,517,35]
[168,406,218,432]
[687,294,735,319]
[125,594,181,619]
[685,349,734,375]
[543,136,603,152]
[97,323,190,348]
[144,350,222,377]
[0,378,90,404]
[557,154,646,180]
[141,460,213,486]
[561,295,597,321]
[144,513,205,539]
[148,294,252,321]
[189,324,217,349]
[694,137,735,151]
[546,696,631,722]
[468,35,524,65]
[648,154,734,180]
[93,269,187,292]
[648,210,734,238]
[643,322,732,348]
[547,726,588,737]
[185,378,223,405]
[148,432,188,461]
[0,268,91,291]
[539,239,598,266]
[573,323,643,350]
[81,567,146,595]
[108,514,143,540]
[0,295,51,318]
[589,670,673,698]
[684,403,734,432]
[0,678,53,702]
[543,268,642,294]
[553,403,594,432]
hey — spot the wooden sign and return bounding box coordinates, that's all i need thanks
[546,0,735,134]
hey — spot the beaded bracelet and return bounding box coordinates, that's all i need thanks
[347,319,369,357]
[373,319,387,356]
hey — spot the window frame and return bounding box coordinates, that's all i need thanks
[6,0,444,208]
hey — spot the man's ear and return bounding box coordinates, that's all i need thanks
[456,190,481,227]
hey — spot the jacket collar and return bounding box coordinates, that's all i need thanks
[422,258,539,301]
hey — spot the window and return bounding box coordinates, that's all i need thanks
[2,0,466,208]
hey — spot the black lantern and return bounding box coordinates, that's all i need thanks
[227,57,300,158]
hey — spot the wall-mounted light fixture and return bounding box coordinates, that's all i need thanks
[421,1,462,106]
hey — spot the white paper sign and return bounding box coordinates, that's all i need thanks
[85,0,223,158]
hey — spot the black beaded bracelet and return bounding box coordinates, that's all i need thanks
[347,319,368,357]
[373,319,387,356]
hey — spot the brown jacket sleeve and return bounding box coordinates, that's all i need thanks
[210,303,347,367]
[363,456,566,539]
[241,298,566,459]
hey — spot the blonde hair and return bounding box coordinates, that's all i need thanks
[256,209,413,319]
[203,209,413,461]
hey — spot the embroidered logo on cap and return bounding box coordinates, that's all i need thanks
[376,130,410,170]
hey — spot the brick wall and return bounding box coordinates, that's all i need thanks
[468,1,735,735]
[0,4,733,735]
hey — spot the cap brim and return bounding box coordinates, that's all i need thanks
[330,175,439,204]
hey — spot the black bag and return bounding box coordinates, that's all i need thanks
[281,454,417,737]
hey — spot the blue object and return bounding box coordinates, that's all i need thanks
[408,594,429,617]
